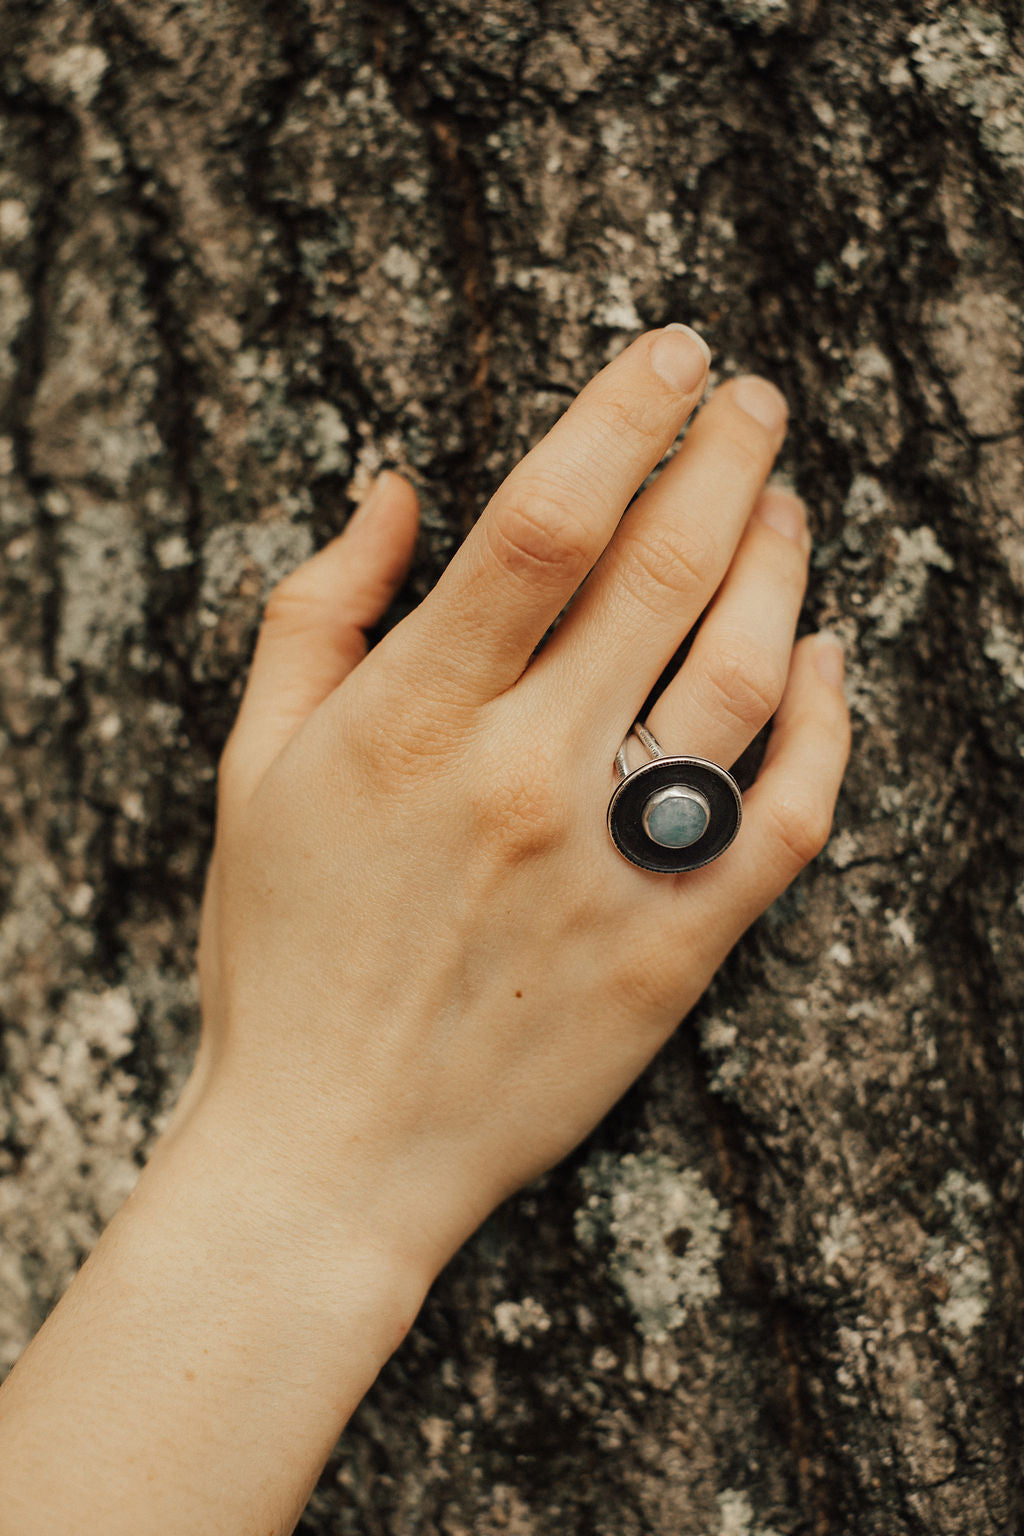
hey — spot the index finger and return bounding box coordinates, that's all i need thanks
[401,327,711,704]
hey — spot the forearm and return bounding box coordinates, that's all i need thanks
[0,1086,430,1536]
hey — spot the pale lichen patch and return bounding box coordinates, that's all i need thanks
[57,498,146,675]
[200,520,314,622]
[304,400,351,477]
[419,1415,450,1457]
[925,1171,993,1340]
[0,199,30,246]
[715,0,791,34]
[840,474,889,553]
[911,9,1024,186]
[493,1296,552,1347]
[46,44,109,106]
[155,533,193,571]
[927,287,1023,436]
[716,1488,783,1536]
[983,620,1024,695]
[575,1151,730,1341]
[700,1013,751,1099]
[865,526,954,641]
[821,1205,864,1274]
[380,244,422,289]
[594,273,643,332]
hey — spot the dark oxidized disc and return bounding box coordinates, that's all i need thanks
[607,755,742,874]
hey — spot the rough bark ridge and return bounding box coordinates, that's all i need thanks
[1,1,1023,1531]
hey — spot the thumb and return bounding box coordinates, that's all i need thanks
[222,471,419,806]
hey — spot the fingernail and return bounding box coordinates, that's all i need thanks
[733,375,788,433]
[755,490,806,544]
[814,632,845,688]
[650,325,711,394]
[663,322,713,363]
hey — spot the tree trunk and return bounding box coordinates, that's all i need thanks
[1,1,1022,1530]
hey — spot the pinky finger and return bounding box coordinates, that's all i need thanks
[693,633,851,932]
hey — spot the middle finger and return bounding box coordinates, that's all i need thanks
[532,375,788,722]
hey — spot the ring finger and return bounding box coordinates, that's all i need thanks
[644,486,811,769]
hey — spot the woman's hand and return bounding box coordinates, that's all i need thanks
[182,326,850,1279]
[0,328,851,1536]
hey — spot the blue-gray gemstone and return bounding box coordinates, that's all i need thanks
[642,787,710,849]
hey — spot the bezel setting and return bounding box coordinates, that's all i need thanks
[608,755,742,873]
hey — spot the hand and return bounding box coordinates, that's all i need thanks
[181,327,850,1281]
[0,330,851,1536]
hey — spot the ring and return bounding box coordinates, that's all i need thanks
[607,721,742,873]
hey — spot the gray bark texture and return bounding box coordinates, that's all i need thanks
[1,0,1023,1530]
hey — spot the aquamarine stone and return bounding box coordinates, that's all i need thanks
[643,787,709,849]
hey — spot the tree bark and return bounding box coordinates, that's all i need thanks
[1,1,1022,1530]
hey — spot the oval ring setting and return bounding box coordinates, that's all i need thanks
[607,722,742,874]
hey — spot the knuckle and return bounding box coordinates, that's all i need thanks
[357,711,452,791]
[766,793,834,871]
[585,388,667,449]
[262,569,314,633]
[466,743,567,865]
[714,422,766,478]
[760,512,811,583]
[703,642,786,732]
[486,481,592,586]
[618,526,713,615]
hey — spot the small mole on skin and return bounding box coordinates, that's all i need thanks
[514,990,523,998]
[184,1368,196,1381]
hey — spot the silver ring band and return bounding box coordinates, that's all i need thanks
[614,719,667,780]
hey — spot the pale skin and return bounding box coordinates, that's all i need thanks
[0,327,850,1535]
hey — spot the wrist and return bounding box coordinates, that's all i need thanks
[163,1052,491,1278]
[143,1079,434,1364]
